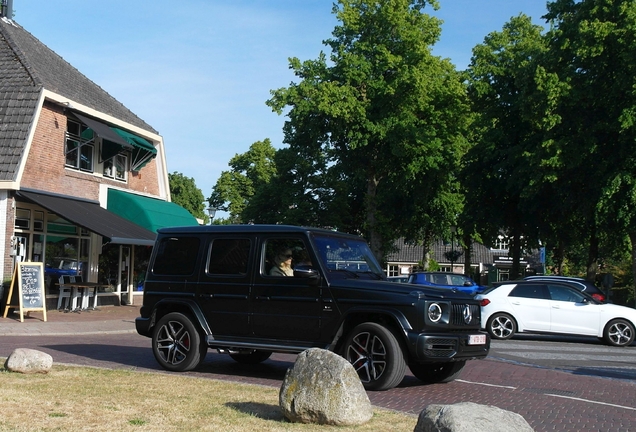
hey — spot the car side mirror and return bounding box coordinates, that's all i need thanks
[294,266,320,284]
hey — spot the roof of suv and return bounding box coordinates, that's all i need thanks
[157,224,359,237]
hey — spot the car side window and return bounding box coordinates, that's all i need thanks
[548,284,585,303]
[433,274,449,285]
[509,284,549,300]
[449,275,467,286]
[207,238,251,275]
[263,238,312,277]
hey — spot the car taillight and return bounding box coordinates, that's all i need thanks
[479,298,490,307]
[592,293,605,302]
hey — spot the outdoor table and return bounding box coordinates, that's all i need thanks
[67,282,103,311]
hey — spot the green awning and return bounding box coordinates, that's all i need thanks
[107,189,198,233]
[111,127,157,171]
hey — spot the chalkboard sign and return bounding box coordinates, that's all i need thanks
[2,262,47,322]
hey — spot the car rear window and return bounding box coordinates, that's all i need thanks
[207,238,251,275]
[152,236,200,276]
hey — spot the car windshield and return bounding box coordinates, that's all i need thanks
[312,234,384,279]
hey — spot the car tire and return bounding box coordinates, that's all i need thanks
[341,322,406,391]
[487,313,516,340]
[152,312,207,372]
[603,319,635,347]
[409,361,466,384]
[229,350,272,364]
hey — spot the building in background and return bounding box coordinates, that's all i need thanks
[0,10,197,308]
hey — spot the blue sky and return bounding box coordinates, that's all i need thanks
[15,1,549,204]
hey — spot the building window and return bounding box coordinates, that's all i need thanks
[65,119,94,172]
[388,265,399,277]
[103,154,128,181]
[493,235,509,251]
[15,208,30,229]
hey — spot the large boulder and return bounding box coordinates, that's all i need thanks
[414,402,534,432]
[279,348,373,426]
[4,348,53,374]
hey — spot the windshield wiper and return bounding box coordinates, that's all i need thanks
[330,268,359,278]
[357,271,383,280]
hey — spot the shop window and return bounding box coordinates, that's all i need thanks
[34,211,44,232]
[103,154,128,181]
[15,208,30,229]
[65,119,94,172]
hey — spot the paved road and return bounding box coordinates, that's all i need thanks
[490,335,636,382]
[1,308,636,431]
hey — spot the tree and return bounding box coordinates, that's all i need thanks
[208,139,277,223]
[267,0,470,259]
[536,0,636,283]
[463,14,547,279]
[168,172,207,222]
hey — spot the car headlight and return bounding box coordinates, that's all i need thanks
[428,303,443,323]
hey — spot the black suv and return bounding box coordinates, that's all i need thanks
[135,225,489,390]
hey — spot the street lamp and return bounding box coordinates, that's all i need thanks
[206,206,217,225]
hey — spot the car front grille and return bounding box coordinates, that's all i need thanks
[451,304,480,326]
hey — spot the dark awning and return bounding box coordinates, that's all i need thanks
[72,112,132,149]
[16,190,156,246]
[71,112,134,162]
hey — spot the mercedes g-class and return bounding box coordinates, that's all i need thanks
[135,225,489,390]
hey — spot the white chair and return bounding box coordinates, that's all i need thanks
[67,276,82,311]
[78,276,99,310]
[57,276,73,310]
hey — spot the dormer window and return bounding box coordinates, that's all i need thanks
[103,154,128,181]
[65,119,94,172]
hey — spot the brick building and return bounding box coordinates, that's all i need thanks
[0,13,197,308]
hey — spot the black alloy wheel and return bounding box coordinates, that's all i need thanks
[152,312,207,372]
[342,322,406,391]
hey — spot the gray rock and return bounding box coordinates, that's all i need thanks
[414,402,534,432]
[279,348,373,426]
[4,348,53,374]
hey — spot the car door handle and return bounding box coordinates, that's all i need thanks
[255,296,270,301]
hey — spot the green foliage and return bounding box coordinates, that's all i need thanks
[267,0,469,259]
[208,139,277,223]
[168,172,206,222]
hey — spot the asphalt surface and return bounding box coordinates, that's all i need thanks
[2,306,636,431]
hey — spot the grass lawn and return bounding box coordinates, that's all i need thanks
[0,365,417,431]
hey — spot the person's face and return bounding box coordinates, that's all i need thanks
[280,250,292,263]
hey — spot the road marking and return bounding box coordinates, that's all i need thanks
[456,379,517,390]
[495,352,636,362]
[545,393,636,411]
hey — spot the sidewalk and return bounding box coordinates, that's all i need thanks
[0,305,140,336]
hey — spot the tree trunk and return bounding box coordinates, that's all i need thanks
[586,228,599,283]
[421,233,433,271]
[630,231,636,308]
[366,175,382,260]
[510,227,522,280]
[462,232,472,277]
